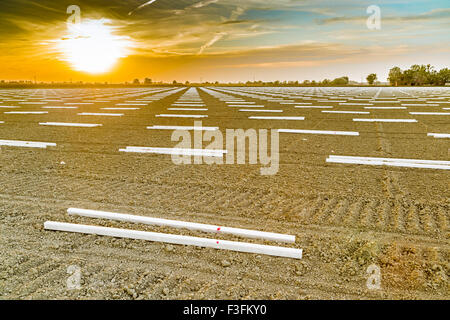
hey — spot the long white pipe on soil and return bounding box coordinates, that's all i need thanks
[44,221,302,259]
[67,208,295,243]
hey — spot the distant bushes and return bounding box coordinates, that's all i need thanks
[388,65,450,86]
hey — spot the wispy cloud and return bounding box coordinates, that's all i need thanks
[318,7,450,25]
[198,32,227,54]
[128,0,158,16]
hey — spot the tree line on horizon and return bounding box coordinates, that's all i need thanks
[2,64,449,87]
[388,64,450,86]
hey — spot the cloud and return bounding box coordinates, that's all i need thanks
[198,32,227,54]
[128,0,158,16]
[318,7,450,25]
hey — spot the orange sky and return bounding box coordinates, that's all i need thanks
[1,0,449,83]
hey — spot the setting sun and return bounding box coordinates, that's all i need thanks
[57,19,131,74]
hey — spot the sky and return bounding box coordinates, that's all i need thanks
[0,0,449,83]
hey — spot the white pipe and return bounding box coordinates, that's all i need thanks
[402,104,439,107]
[155,114,208,118]
[365,107,406,109]
[227,105,265,108]
[64,102,93,105]
[239,109,282,113]
[353,118,417,123]
[171,104,206,107]
[327,155,450,170]
[67,208,295,243]
[249,116,305,120]
[42,106,77,109]
[428,133,450,138]
[44,221,302,259]
[4,111,48,114]
[168,108,208,111]
[296,106,333,109]
[102,108,140,110]
[410,112,450,115]
[78,113,124,116]
[225,102,255,104]
[328,155,450,165]
[147,125,218,131]
[322,111,369,114]
[119,146,226,157]
[0,139,56,148]
[278,129,359,136]
[39,122,102,127]
[339,103,373,106]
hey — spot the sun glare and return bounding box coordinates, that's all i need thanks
[58,19,131,74]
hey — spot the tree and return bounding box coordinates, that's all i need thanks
[436,68,450,86]
[331,76,349,85]
[366,73,377,85]
[410,64,428,86]
[133,78,140,85]
[388,67,402,86]
[144,78,152,84]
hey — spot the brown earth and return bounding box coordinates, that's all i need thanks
[0,87,448,300]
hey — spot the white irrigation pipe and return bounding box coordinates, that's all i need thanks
[239,109,282,113]
[228,105,265,108]
[168,108,208,111]
[326,155,450,170]
[322,111,369,114]
[171,104,206,107]
[402,104,439,107]
[67,208,295,243]
[102,108,140,110]
[4,111,48,114]
[410,112,450,115]
[44,221,302,259]
[427,133,450,138]
[78,113,124,116]
[364,107,406,109]
[278,129,359,136]
[328,155,450,165]
[225,102,255,104]
[39,122,102,127]
[65,102,93,105]
[353,118,417,123]
[155,114,208,118]
[296,106,332,109]
[147,125,218,131]
[42,106,77,109]
[119,146,226,157]
[0,139,56,148]
[249,116,305,120]
[18,102,46,105]
[339,103,373,106]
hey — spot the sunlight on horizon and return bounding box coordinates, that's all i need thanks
[57,19,133,74]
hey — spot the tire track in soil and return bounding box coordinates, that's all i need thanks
[0,191,448,248]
